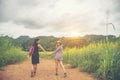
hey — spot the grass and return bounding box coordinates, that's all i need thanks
[0,47,27,67]
[63,39,120,80]
[0,37,27,68]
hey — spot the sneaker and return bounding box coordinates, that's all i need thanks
[64,73,67,78]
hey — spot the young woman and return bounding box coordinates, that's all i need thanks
[53,41,67,77]
[29,38,47,77]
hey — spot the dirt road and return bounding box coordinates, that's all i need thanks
[0,59,96,80]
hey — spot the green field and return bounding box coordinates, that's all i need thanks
[63,39,120,80]
[0,37,27,67]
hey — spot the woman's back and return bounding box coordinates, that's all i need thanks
[54,46,63,60]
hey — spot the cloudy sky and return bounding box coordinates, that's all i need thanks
[0,0,120,38]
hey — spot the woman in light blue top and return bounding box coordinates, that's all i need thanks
[53,41,67,77]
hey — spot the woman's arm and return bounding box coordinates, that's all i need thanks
[38,44,47,53]
[53,46,62,54]
[48,46,62,56]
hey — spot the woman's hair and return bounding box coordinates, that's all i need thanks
[35,38,40,42]
[34,38,40,45]
[56,40,62,48]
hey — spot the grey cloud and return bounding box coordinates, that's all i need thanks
[114,0,120,12]
[14,20,44,29]
[0,0,120,37]
[0,0,57,27]
[18,0,39,7]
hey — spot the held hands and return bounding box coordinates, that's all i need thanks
[47,52,53,56]
[43,51,52,56]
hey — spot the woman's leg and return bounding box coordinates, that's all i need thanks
[55,60,59,75]
[31,64,37,77]
[59,61,66,73]
[33,64,37,73]
[59,60,67,77]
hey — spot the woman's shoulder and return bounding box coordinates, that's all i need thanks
[59,46,63,49]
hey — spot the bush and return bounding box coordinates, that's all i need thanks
[63,40,120,80]
[0,36,27,67]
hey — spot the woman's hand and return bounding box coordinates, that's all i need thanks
[27,55,31,59]
[48,52,53,56]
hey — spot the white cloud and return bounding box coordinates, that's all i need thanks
[0,0,120,37]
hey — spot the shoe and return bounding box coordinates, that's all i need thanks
[64,73,67,78]
[55,73,58,76]
[31,71,35,77]
[34,71,36,75]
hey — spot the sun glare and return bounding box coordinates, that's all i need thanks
[70,32,79,37]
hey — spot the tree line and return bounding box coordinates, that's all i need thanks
[13,35,118,51]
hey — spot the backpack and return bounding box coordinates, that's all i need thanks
[29,44,34,56]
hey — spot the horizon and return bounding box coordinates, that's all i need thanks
[1,34,118,39]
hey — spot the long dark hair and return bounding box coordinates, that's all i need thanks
[33,38,40,46]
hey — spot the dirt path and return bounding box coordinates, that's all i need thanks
[0,59,96,80]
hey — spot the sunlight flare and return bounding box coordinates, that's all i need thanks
[70,32,79,37]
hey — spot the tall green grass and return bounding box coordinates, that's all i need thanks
[63,40,120,80]
[0,37,27,67]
